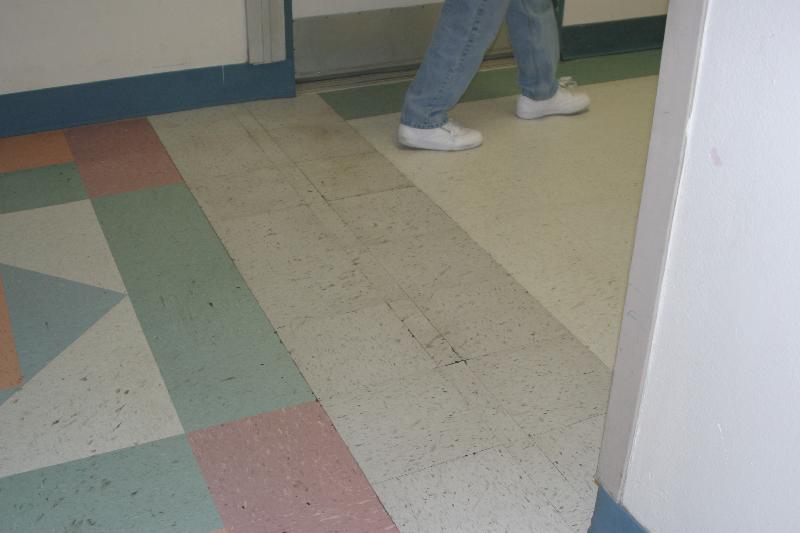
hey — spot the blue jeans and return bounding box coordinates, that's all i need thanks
[401,0,560,128]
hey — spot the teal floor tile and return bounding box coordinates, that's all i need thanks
[320,49,662,120]
[0,436,222,533]
[0,163,87,214]
[92,184,314,432]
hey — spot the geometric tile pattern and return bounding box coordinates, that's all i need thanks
[0,163,86,214]
[0,263,124,406]
[189,402,397,533]
[0,52,654,532]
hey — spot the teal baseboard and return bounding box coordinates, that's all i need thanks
[589,486,649,533]
[561,15,666,60]
[0,60,295,138]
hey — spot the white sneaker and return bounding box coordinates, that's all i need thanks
[516,87,590,120]
[398,120,483,151]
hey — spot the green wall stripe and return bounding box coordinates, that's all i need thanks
[562,15,667,60]
[93,184,314,432]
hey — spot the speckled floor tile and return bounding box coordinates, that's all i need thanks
[0,163,87,214]
[371,228,508,299]
[0,200,126,292]
[297,151,411,201]
[0,298,183,478]
[351,77,658,368]
[387,299,460,367]
[188,402,398,533]
[245,93,344,130]
[267,122,375,163]
[533,415,605,503]
[323,364,525,484]
[187,165,303,223]
[278,302,435,400]
[65,118,182,197]
[215,208,390,327]
[469,335,610,436]
[375,447,571,533]
[0,435,222,533]
[331,187,460,245]
[93,184,313,431]
[0,130,73,174]
[418,276,572,358]
[150,107,274,180]
[507,442,596,527]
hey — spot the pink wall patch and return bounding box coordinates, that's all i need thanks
[188,401,398,533]
[65,118,181,198]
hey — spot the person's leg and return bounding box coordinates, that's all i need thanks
[507,0,590,119]
[400,0,511,129]
[506,0,560,100]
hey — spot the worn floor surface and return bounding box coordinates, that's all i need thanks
[0,51,657,532]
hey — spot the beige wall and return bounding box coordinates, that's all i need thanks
[0,0,247,95]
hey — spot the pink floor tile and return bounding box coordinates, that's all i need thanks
[188,401,398,533]
[65,118,181,197]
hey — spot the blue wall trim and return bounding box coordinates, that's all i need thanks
[589,486,649,533]
[0,60,296,138]
[561,15,666,60]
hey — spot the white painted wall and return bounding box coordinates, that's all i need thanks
[0,0,247,95]
[563,0,668,26]
[619,2,800,532]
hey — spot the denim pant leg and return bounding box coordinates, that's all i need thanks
[400,0,510,128]
[507,0,560,100]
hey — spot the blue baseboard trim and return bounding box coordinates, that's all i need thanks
[589,486,649,533]
[0,60,296,138]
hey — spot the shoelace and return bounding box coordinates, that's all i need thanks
[559,76,578,88]
[442,120,464,137]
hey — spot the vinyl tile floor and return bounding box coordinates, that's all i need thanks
[0,52,657,532]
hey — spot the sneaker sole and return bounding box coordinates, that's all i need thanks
[516,106,590,120]
[397,136,483,152]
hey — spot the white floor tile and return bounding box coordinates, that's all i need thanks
[0,299,183,478]
[297,151,411,201]
[268,122,374,163]
[331,187,460,245]
[376,447,572,533]
[469,335,610,435]
[245,93,343,130]
[418,276,572,358]
[323,364,525,483]
[277,302,435,400]
[0,200,125,292]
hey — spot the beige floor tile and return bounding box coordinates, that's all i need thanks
[375,447,571,533]
[298,152,411,201]
[151,107,273,180]
[533,415,605,502]
[277,303,435,400]
[187,165,303,222]
[469,335,610,436]
[0,200,125,292]
[268,122,374,163]
[351,77,658,368]
[388,299,460,366]
[417,276,572,358]
[508,442,596,527]
[322,364,525,483]
[371,228,508,300]
[331,187,460,245]
[245,93,343,130]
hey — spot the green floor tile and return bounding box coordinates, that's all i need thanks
[93,184,314,432]
[0,163,87,214]
[0,436,222,533]
[320,49,662,120]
